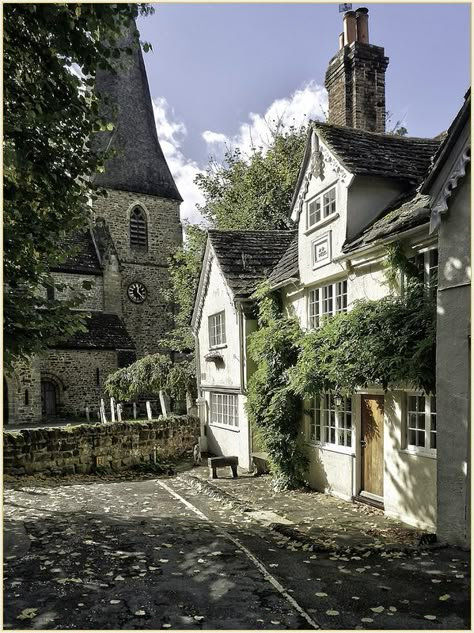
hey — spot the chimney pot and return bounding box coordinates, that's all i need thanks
[343,10,357,45]
[356,7,369,44]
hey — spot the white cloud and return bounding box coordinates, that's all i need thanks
[152,81,328,227]
[152,97,205,225]
[202,81,328,158]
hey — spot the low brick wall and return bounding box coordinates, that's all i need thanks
[3,416,200,477]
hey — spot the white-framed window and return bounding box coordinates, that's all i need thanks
[308,280,348,329]
[307,186,337,229]
[208,311,226,348]
[406,393,436,453]
[308,394,353,448]
[210,392,239,427]
[413,248,438,295]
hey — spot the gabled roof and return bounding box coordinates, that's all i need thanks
[421,88,471,193]
[313,121,441,184]
[93,22,182,201]
[342,190,431,255]
[267,235,299,288]
[209,230,296,298]
[51,230,102,275]
[53,312,135,350]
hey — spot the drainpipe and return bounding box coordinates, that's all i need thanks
[237,302,253,470]
[193,331,208,452]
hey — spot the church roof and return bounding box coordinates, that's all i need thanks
[54,312,136,351]
[267,235,299,288]
[209,229,296,298]
[51,230,102,275]
[313,122,441,184]
[93,22,182,201]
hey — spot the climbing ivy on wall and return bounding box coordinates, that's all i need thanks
[247,247,436,489]
[246,285,308,491]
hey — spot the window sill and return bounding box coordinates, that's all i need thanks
[399,448,437,460]
[209,423,240,433]
[209,344,227,351]
[305,213,339,236]
[305,441,355,457]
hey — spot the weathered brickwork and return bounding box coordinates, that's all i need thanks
[325,42,389,133]
[95,188,182,356]
[4,416,200,476]
[39,349,119,417]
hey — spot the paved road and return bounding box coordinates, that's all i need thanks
[4,475,470,630]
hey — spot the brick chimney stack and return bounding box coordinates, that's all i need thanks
[325,7,389,133]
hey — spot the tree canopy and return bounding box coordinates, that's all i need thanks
[4,3,152,371]
[194,123,307,230]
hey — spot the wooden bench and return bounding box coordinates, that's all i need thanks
[251,452,270,476]
[208,456,238,479]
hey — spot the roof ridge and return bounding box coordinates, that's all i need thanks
[312,120,440,143]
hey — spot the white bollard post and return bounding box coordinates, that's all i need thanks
[116,403,122,423]
[159,390,169,417]
[85,406,90,422]
[133,402,137,420]
[110,397,116,422]
[146,400,153,421]
[100,399,107,423]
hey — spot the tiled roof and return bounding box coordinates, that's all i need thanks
[54,312,135,350]
[343,191,431,254]
[51,230,102,275]
[267,235,299,288]
[314,122,441,184]
[209,230,296,298]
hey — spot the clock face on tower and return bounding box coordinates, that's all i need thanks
[127,281,148,304]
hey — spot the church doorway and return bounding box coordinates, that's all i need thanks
[41,380,58,416]
[3,377,8,424]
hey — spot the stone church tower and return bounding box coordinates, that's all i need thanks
[5,22,182,425]
[325,7,389,133]
[93,23,183,357]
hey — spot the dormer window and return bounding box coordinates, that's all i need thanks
[307,186,337,229]
[130,206,148,251]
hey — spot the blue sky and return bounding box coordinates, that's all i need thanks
[137,3,471,223]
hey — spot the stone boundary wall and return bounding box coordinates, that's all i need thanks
[4,416,200,477]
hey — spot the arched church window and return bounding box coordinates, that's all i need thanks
[129,206,148,251]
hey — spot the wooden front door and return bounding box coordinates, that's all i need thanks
[41,380,57,416]
[360,395,384,498]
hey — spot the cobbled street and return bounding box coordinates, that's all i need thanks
[4,473,470,630]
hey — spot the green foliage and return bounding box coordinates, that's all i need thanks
[4,3,153,370]
[161,223,207,353]
[194,123,307,230]
[246,285,308,490]
[290,250,436,397]
[104,353,196,403]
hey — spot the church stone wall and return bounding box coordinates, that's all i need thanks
[6,359,42,425]
[39,349,118,417]
[52,272,104,311]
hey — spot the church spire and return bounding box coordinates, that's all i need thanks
[94,21,182,201]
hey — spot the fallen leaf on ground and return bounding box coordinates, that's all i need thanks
[370,606,384,613]
[326,610,340,616]
[17,608,38,621]
[315,592,328,597]
[439,594,450,601]
[361,618,374,623]
[135,610,146,616]
[424,615,436,620]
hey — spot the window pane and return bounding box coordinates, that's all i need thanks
[308,199,321,226]
[323,188,336,218]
